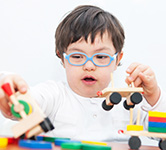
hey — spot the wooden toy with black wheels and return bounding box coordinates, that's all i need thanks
[97,73,144,111]
[119,110,166,150]
[1,83,54,139]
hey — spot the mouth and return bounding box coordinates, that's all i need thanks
[82,76,97,85]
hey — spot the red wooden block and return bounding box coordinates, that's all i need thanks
[149,117,166,123]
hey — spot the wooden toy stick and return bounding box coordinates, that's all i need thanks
[130,108,133,125]
[110,73,114,88]
[126,94,134,106]
[105,94,113,105]
[131,82,134,88]
[136,109,141,125]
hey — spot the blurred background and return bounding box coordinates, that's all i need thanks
[0,0,166,145]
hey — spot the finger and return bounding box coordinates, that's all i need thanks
[133,68,154,87]
[0,88,6,101]
[1,110,14,119]
[1,75,28,94]
[126,62,140,74]
[13,76,28,94]
[138,72,151,86]
[0,90,12,116]
[0,103,11,117]
[127,64,148,83]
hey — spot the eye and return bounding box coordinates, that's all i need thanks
[96,55,108,59]
[71,54,83,59]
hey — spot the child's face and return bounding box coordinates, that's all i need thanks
[63,32,122,97]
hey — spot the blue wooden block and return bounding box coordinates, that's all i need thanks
[19,139,52,149]
[54,139,81,146]
[36,135,44,141]
[149,122,166,128]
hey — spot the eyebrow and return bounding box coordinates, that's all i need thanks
[68,47,113,53]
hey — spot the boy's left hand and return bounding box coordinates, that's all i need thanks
[125,62,161,106]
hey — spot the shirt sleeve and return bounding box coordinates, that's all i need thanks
[29,81,63,119]
[141,87,166,112]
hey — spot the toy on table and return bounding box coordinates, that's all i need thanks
[97,73,143,111]
[119,110,166,150]
[1,83,54,139]
[0,137,8,148]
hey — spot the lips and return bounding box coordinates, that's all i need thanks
[82,75,97,85]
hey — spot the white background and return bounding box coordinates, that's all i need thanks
[0,0,166,145]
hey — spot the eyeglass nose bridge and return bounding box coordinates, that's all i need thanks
[83,55,96,66]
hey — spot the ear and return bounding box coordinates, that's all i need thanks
[56,50,61,58]
[57,49,66,68]
[114,51,123,70]
[117,51,123,64]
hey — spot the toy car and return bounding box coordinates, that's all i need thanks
[1,83,54,139]
[119,109,166,150]
[97,73,144,111]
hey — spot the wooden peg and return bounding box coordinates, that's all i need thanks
[130,108,133,125]
[136,109,141,125]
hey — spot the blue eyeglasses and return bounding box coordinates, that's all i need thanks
[63,52,118,67]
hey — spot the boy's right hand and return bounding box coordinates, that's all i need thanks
[0,74,28,119]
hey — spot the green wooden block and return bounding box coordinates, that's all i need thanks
[43,137,70,143]
[148,127,166,133]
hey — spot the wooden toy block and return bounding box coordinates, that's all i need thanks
[1,83,54,139]
[81,140,108,146]
[61,142,82,150]
[82,144,111,150]
[7,137,19,144]
[148,127,166,133]
[19,139,52,149]
[12,111,44,138]
[36,135,44,141]
[149,116,166,123]
[148,111,166,118]
[127,125,143,131]
[55,139,80,146]
[0,137,8,148]
[149,122,166,128]
[43,136,70,143]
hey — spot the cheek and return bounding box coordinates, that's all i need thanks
[98,64,116,84]
[65,63,80,80]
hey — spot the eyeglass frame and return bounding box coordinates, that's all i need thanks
[63,52,118,67]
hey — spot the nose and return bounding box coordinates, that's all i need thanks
[83,60,96,71]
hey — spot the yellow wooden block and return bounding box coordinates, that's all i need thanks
[0,137,8,148]
[148,111,166,118]
[81,140,107,146]
[127,125,144,131]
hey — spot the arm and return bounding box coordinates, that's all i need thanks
[125,62,160,106]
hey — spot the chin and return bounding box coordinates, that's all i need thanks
[83,91,98,98]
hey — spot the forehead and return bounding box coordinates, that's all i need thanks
[67,32,115,54]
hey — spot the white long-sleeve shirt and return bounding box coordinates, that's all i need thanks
[29,80,166,142]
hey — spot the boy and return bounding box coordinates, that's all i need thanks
[0,5,165,141]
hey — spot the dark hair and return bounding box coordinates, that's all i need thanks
[55,5,125,59]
